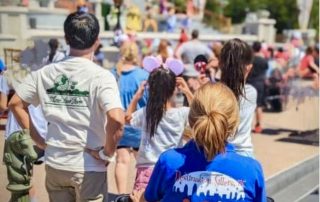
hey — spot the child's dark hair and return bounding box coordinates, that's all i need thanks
[48,38,59,63]
[146,67,176,137]
[220,38,253,100]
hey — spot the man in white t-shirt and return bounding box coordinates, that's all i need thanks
[8,12,124,202]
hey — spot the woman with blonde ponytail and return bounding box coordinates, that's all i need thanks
[189,83,239,161]
[144,83,266,202]
[111,41,149,194]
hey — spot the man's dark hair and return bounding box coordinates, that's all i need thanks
[252,41,262,53]
[194,54,208,64]
[191,29,199,39]
[64,12,100,50]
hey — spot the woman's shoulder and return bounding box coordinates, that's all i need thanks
[159,141,199,166]
[221,150,264,174]
[157,147,186,169]
[132,66,149,76]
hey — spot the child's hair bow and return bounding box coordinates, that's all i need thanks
[142,56,184,76]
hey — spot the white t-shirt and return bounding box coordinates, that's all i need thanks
[0,75,48,139]
[131,107,189,167]
[15,56,123,172]
[228,84,257,155]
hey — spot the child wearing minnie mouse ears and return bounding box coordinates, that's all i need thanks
[125,56,193,191]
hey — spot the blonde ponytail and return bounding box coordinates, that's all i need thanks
[116,41,139,75]
[189,83,239,161]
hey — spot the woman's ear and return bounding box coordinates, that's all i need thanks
[244,64,253,79]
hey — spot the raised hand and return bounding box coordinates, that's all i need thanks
[135,80,147,99]
[176,77,194,104]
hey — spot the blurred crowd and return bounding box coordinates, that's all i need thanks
[0,8,318,202]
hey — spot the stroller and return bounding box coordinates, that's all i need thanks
[265,68,284,112]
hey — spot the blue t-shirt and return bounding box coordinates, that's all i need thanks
[111,67,149,148]
[0,59,5,72]
[145,141,266,202]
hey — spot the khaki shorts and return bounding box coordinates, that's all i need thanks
[45,165,107,202]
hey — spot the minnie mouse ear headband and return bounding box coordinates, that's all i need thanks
[142,56,184,76]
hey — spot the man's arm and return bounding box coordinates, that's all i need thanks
[8,94,46,149]
[103,108,124,157]
[0,92,8,113]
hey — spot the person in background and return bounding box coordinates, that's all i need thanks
[174,29,188,57]
[0,74,48,202]
[159,0,168,14]
[0,58,5,73]
[299,46,319,78]
[111,41,149,194]
[176,29,213,65]
[181,64,200,107]
[157,39,173,62]
[43,38,65,65]
[247,41,268,134]
[143,83,266,202]
[143,5,158,32]
[180,11,192,31]
[0,59,6,118]
[220,38,256,158]
[207,42,222,82]
[166,6,177,33]
[94,44,105,67]
[9,12,124,202]
[77,0,89,13]
[125,56,193,192]
[265,47,276,78]
[313,46,319,67]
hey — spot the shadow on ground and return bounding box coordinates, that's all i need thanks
[277,129,319,146]
[253,128,319,146]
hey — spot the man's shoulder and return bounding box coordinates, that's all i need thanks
[254,55,268,64]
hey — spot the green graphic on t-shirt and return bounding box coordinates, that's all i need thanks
[46,74,89,96]
[45,74,89,107]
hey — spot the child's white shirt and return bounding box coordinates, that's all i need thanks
[131,107,189,167]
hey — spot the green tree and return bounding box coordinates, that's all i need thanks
[205,0,318,34]
[310,0,319,35]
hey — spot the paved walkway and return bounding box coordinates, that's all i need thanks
[0,97,318,201]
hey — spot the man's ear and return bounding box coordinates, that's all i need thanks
[92,38,100,50]
[64,35,69,45]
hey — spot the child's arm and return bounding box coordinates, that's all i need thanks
[176,77,194,105]
[125,81,147,124]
